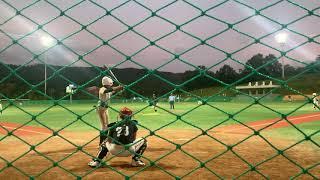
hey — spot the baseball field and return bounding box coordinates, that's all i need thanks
[2,0,320,179]
[0,101,319,179]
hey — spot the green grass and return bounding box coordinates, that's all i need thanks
[0,101,318,135]
[261,121,320,141]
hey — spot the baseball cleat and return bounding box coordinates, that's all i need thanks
[131,159,145,167]
[88,160,102,168]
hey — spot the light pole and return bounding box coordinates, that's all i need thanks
[275,33,288,79]
[40,36,55,95]
[1,33,56,95]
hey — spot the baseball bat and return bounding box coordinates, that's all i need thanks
[103,64,121,84]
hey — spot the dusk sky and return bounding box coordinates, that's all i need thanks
[0,0,320,72]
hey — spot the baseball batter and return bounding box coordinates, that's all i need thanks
[88,107,147,167]
[96,76,123,144]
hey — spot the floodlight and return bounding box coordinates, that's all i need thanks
[275,33,288,44]
[41,36,55,47]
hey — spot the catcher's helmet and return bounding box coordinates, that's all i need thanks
[102,76,113,86]
[120,107,133,119]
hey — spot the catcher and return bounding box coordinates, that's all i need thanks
[87,76,123,144]
[312,93,319,110]
[88,107,148,167]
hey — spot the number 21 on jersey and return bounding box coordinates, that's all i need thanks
[116,126,129,137]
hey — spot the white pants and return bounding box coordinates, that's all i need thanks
[106,138,146,157]
[313,101,319,109]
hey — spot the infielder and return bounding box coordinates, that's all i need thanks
[88,107,147,167]
[152,92,158,112]
[0,100,2,114]
[168,93,176,109]
[312,93,319,110]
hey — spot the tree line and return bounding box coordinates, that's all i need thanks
[0,53,319,100]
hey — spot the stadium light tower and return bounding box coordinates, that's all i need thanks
[41,35,55,95]
[275,33,288,79]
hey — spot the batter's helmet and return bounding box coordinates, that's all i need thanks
[102,76,113,86]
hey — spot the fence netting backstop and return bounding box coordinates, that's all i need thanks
[0,0,319,179]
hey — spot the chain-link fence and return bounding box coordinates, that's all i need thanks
[0,0,319,179]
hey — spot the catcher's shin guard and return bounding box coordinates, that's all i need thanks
[96,144,109,161]
[133,139,147,160]
[99,130,108,145]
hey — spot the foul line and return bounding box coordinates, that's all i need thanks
[1,125,52,135]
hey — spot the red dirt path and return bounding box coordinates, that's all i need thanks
[0,130,319,179]
[0,113,319,179]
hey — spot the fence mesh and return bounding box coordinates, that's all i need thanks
[0,0,319,179]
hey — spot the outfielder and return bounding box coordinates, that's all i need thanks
[312,93,319,110]
[88,107,147,167]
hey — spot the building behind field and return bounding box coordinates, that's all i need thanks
[236,81,280,96]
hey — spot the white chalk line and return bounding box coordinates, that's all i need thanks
[1,125,91,143]
[1,125,52,135]
[140,113,159,116]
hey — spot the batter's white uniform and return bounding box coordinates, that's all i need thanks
[313,96,319,110]
[97,87,112,109]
